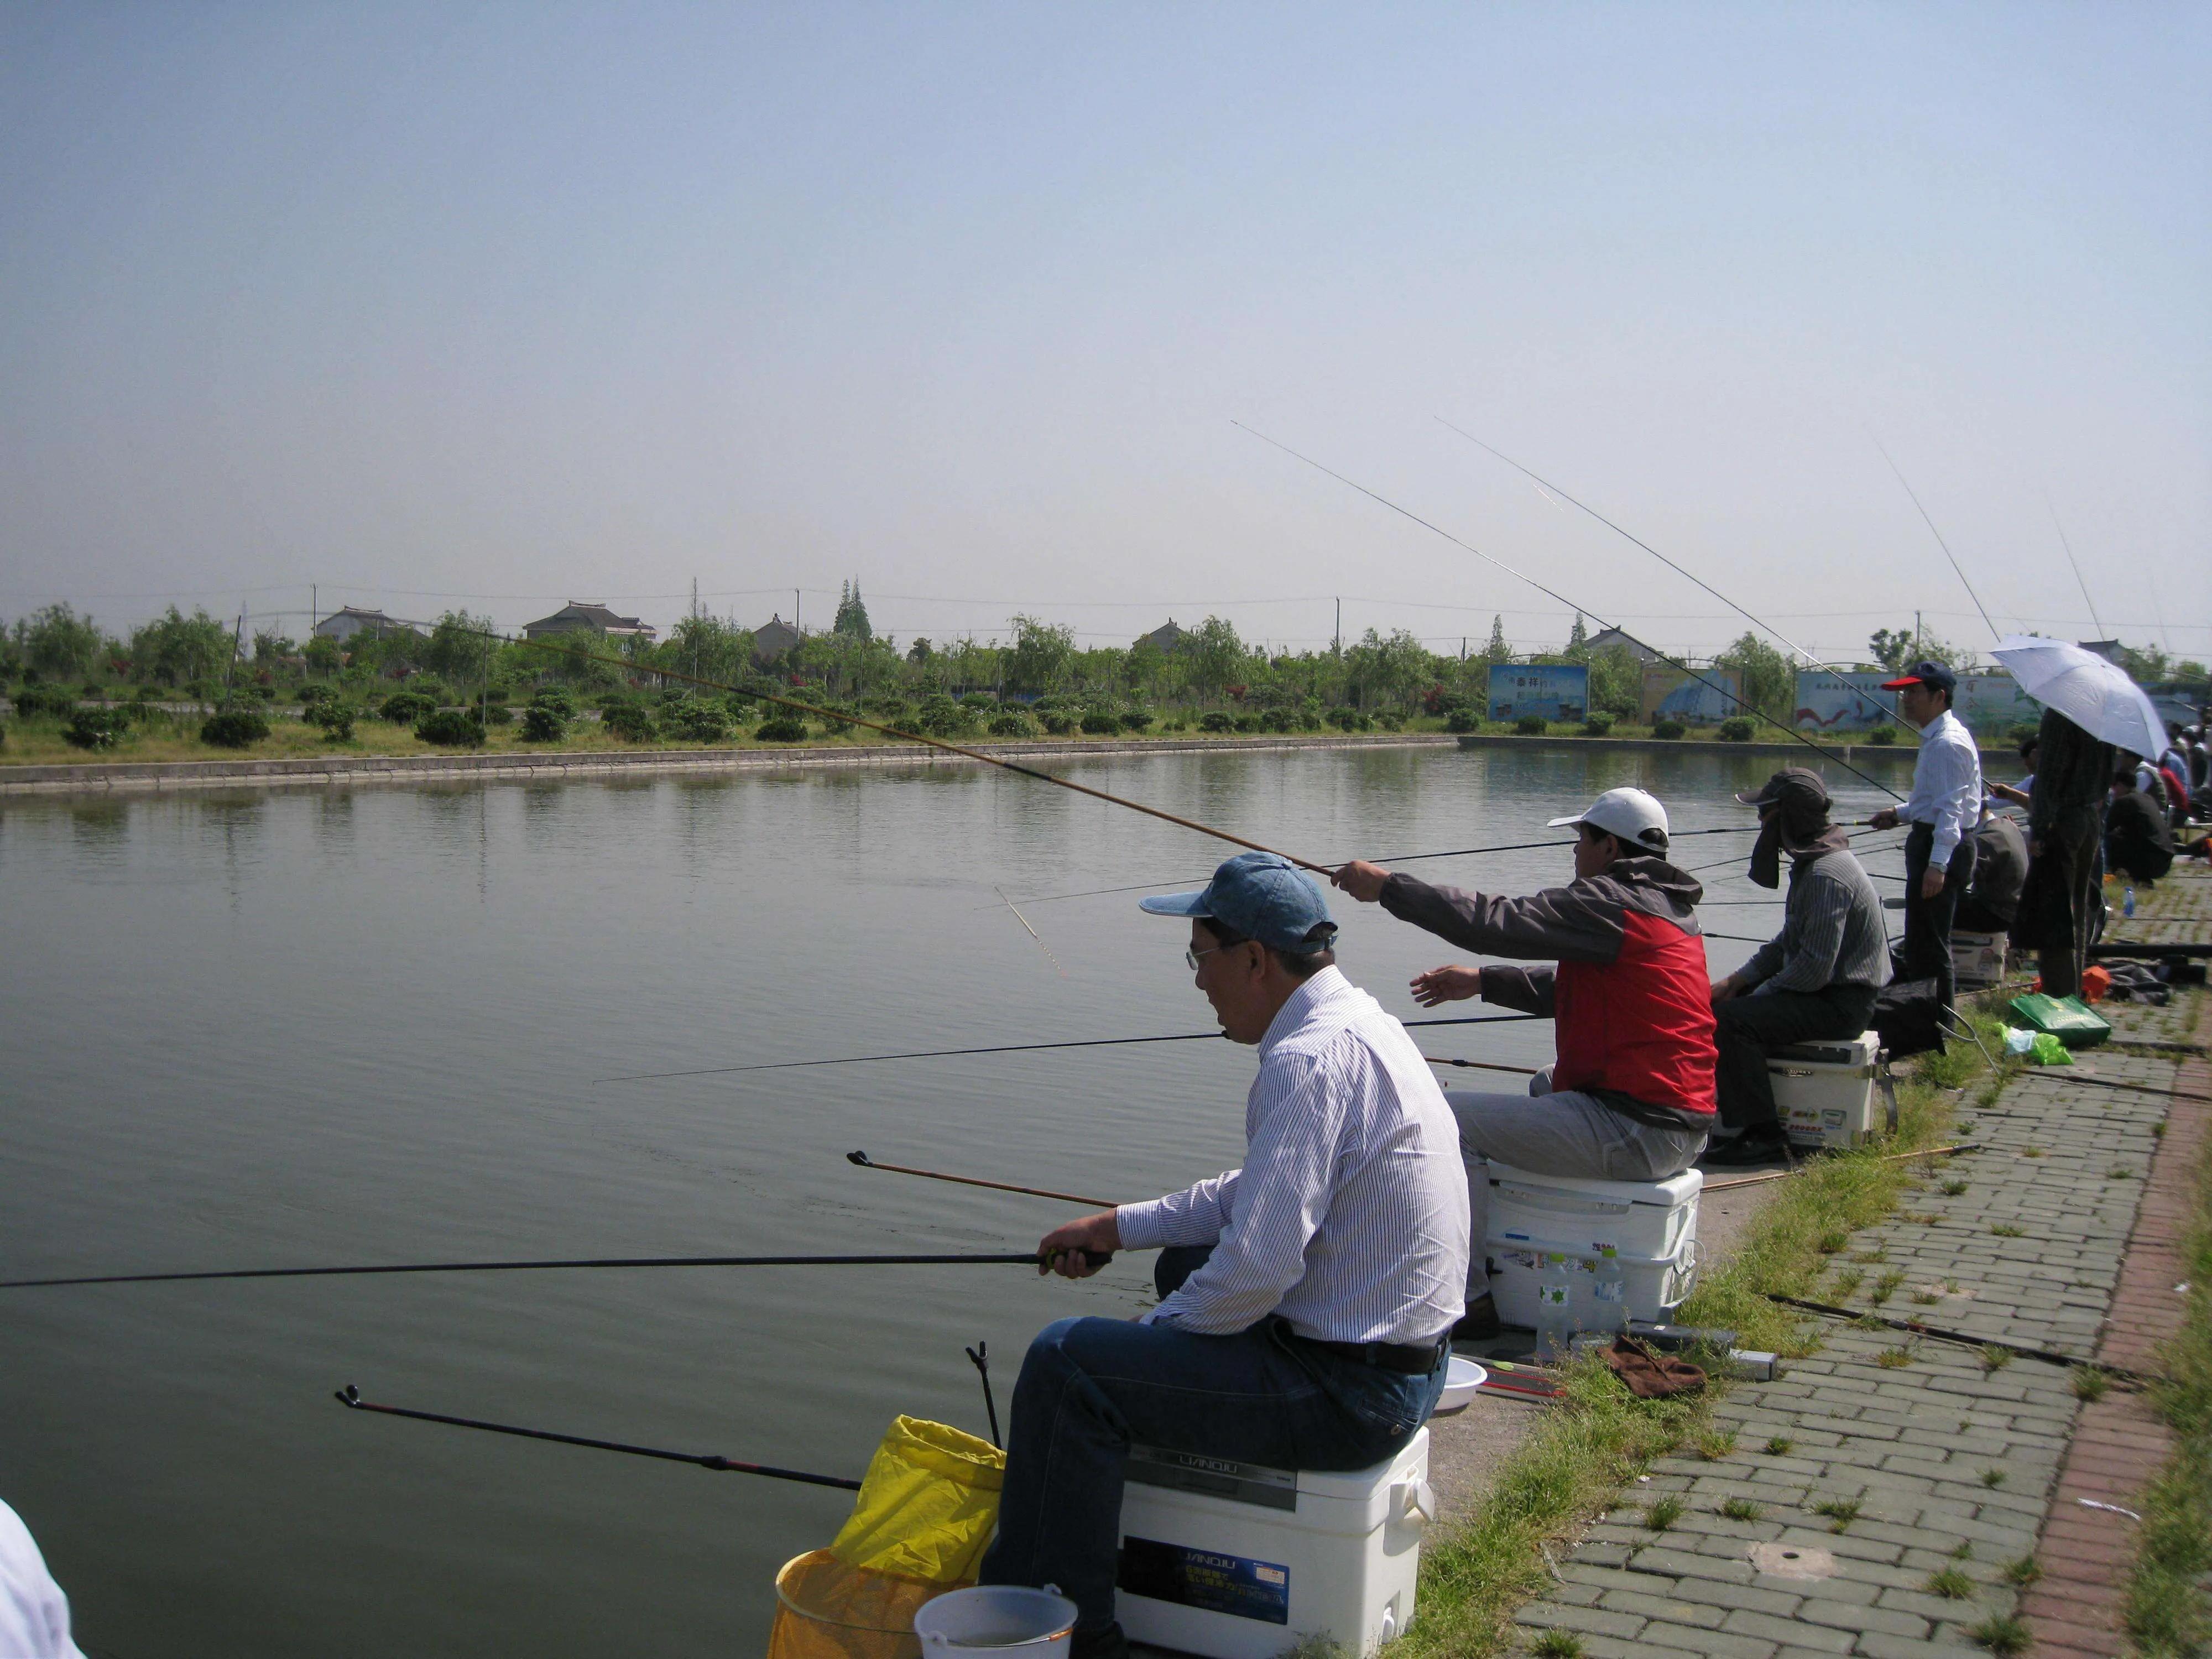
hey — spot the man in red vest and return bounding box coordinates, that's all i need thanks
[1333,787,1717,1336]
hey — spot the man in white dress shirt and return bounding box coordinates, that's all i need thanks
[1867,660,1983,1022]
[978,852,1469,1659]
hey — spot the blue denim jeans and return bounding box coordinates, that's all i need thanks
[977,1247,1448,1631]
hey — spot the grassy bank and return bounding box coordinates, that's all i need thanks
[1396,1004,2015,1659]
[2126,1050,2212,1658]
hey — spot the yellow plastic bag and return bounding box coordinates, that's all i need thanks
[765,1418,1007,1659]
[828,1416,1005,1584]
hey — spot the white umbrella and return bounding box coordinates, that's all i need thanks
[1990,635,2168,759]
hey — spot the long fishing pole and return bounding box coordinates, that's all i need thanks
[848,1150,1117,1208]
[1235,422,1907,801]
[336,1385,864,1490]
[2044,492,2104,638]
[0,1247,1102,1292]
[1867,432,2001,646]
[592,1012,1547,1086]
[488,628,1333,873]
[1437,421,1903,718]
[992,825,1767,909]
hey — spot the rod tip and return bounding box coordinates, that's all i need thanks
[335,1384,361,1407]
[846,1150,869,1166]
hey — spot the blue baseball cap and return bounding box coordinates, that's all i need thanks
[1138,851,1338,953]
[1880,660,1957,695]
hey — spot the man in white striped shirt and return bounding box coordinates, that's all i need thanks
[978,852,1469,1658]
[1867,660,1982,1022]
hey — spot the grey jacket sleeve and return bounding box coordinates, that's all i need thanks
[1737,929,1790,990]
[1477,964,1557,1016]
[1379,872,1626,964]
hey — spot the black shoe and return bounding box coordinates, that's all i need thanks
[1453,1294,1501,1340]
[1701,1128,1791,1168]
[1072,1623,1128,1659]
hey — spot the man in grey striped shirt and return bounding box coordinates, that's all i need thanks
[978,852,1469,1657]
[1705,769,1890,1167]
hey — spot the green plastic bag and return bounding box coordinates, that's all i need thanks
[2028,1031,2073,1067]
[2006,992,2111,1049]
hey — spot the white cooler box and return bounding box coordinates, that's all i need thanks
[1767,1031,1893,1150]
[1483,1164,1702,1328]
[1951,930,2008,989]
[1117,1431,1434,1659]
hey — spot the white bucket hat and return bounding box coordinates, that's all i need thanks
[1547,786,1670,853]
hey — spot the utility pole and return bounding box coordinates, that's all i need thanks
[1913,610,1922,661]
[311,584,317,638]
[795,588,801,633]
[1334,597,1342,655]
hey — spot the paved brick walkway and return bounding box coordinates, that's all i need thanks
[1506,868,2207,1659]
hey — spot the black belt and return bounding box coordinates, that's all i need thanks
[1279,1321,1448,1375]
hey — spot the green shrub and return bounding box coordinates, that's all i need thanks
[755,716,808,743]
[1199,710,1235,733]
[958,692,995,711]
[1120,709,1153,732]
[299,682,338,707]
[2006,721,2039,747]
[1515,714,1548,735]
[483,703,514,726]
[64,707,132,750]
[1582,713,1615,737]
[722,693,759,722]
[379,691,436,725]
[304,701,357,740]
[1079,709,1120,734]
[1329,707,1371,732]
[1869,724,1898,745]
[1652,718,1686,740]
[1234,712,1267,733]
[13,685,75,719]
[988,711,1036,737]
[406,676,451,705]
[520,704,566,742]
[1162,718,1187,732]
[1374,710,1404,731]
[531,687,579,722]
[1719,716,1756,742]
[600,700,657,742]
[667,702,731,743]
[1039,709,1077,735]
[1446,709,1481,733]
[200,709,270,748]
[414,709,485,747]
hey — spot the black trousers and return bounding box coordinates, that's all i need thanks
[1714,982,1882,1131]
[1902,821,1976,1021]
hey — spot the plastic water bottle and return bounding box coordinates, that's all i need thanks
[1533,1253,1574,1363]
[2124,886,2136,918]
[1590,1243,1629,1335]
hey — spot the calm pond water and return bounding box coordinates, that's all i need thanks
[0,743,1911,1658]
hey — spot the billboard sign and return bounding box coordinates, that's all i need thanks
[1953,675,2042,734]
[1640,666,1744,726]
[1793,671,1896,732]
[1488,664,1588,722]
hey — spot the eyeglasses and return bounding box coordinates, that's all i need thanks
[1185,942,1228,971]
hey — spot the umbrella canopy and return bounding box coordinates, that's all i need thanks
[1990,635,2167,760]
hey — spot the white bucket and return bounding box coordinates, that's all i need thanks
[914,1585,1078,1659]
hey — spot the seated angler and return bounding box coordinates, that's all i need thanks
[979,853,1469,1659]
[1704,769,1890,1167]
[2106,763,2175,885]
[1332,787,1714,1337]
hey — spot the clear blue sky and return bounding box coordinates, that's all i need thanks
[2,3,2205,662]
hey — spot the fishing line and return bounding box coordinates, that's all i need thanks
[482,628,1335,873]
[848,1150,1116,1208]
[1867,432,2001,646]
[593,1013,1547,1086]
[1233,422,1907,801]
[1437,421,1903,716]
[336,1385,865,1490]
[0,1248,1099,1292]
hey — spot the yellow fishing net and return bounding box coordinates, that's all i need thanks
[766,1417,1007,1659]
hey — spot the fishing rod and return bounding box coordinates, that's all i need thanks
[483,627,1334,873]
[992,825,1767,910]
[1426,1055,1538,1077]
[1867,432,2001,646]
[0,1246,1108,1292]
[1766,1295,2156,1384]
[1235,421,1907,801]
[2044,492,2104,638]
[1438,421,1911,722]
[593,1011,1547,1086]
[849,1150,1117,1208]
[336,1385,864,1490]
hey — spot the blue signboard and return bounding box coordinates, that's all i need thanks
[1488,664,1589,722]
[1793,671,1895,732]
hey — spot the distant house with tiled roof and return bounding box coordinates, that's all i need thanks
[312,606,410,643]
[522,601,658,644]
[1586,626,1657,663]
[750,614,801,665]
[1136,619,1189,654]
